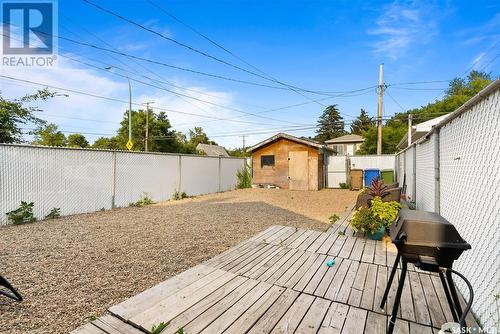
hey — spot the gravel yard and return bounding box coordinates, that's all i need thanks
[0,188,357,334]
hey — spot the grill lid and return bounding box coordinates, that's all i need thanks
[390,209,471,250]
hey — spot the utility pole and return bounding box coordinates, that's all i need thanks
[407,113,413,147]
[128,78,132,145]
[377,64,384,155]
[143,101,154,152]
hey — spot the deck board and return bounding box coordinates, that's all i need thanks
[74,224,471,334]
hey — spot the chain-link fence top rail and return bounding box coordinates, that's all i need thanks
[395,80,500,329]
[0,144,245,225]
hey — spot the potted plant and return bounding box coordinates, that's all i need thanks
[350,196,401,240]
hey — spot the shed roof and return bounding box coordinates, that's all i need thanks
[248,133,330,152]
[325,134,364,144]
[196,143,229,157]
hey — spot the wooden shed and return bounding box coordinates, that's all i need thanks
[248,133,330,190]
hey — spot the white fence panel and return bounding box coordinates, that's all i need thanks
[349,155,396,171]
[405,147,415,201]
[0,146,113,223]
[0,145,245,225]
[220,158,245,191]
[438,88,500,328]
[180,155,220,196]
[114,153,179,206]
[397,153,405,186]
[415,136,435,211]
[395,81,500,328]
[326,155,347,188]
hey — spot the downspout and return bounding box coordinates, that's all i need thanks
[412,145,417,202]
[434,129,440,214]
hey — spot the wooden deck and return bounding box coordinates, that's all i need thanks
[72,225,476,334]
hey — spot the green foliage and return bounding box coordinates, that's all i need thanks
[350,109,375,135]
[329,214,340,224]
[315,104,347,142]
[339,182,350,189]
[45,208,61,219]
[0,88,55,144]
[89,315,97,321]
[32,123,67,146]
[370,197,401,228]
[350,196,401,234]
[172,190,188,200]
[67,133,89,148]
[358,71,492,154]
[6,201,36,225]
[236,166,252,189]
[227,147,249,157]
[176,328,184,334]
[337,230,346,236]
[189,127,217,146]
[130,193,154,207]
[151,322,167,334]
[92,136,121,150]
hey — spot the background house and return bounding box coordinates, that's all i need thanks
[196,143,229,157]
[325,134,364,155]
[249,133,329,190]
[396,114,449,150]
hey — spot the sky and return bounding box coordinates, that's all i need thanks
[1,0,499,148]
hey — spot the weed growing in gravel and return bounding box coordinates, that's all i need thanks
[236,166,251,189]
[45,208,61,219]
[172,190,188,200]
[6,201,36,225]
[176,328,184,334]
[89,315,97,321]
[130,193,155,207]
[151,322,167,334]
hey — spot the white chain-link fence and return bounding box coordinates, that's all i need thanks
[0,144,246,225]
[396,80,500,329]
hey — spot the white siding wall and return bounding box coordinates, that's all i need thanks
[395,82,500,328]
[0,145,245,224]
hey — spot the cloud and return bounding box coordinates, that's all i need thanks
[368,1,439,60]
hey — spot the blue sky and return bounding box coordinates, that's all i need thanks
[1,0,499,147]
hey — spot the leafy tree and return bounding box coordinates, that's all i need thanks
[358,71,493,154]
[314,104,347,142]
[67,133,89,148]
[115,109,186,153]
[92,137,121,150]
[228,147,249,157]
[0,88,55,143]
[188,127,216,147]
[350,109,375,135]
[32,123,67,146]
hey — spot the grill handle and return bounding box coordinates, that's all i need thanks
[393,231,407,245]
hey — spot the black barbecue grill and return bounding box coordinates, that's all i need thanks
[380,209,473,334]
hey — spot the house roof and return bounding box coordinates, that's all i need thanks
[248,133,330,152]
[196,143,229,157]
[324,134,364,144]
[396,114,450,149]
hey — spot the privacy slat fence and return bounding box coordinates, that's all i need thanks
[396,80,500,329]
[0,144,245,225]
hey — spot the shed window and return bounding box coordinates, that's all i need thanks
[261,155,275,168]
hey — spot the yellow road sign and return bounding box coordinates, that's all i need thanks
[126,140,133,150]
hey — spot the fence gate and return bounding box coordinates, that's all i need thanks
[326,155,347,188]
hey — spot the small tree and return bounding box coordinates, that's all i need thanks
[67,133,89,148]
[32,123,66,146]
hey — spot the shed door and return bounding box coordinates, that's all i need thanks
[288,151,309,190]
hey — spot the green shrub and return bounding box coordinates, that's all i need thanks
[370,197,401,228]
[172,190,188,200]
[349,196,401,234]
[6,201,36,225]
[329,214,340,224]
[151,322,167,334]
[236,166,252,189]
[45,207,61,219]
[130,193,155,207]
[339,182,350,189]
